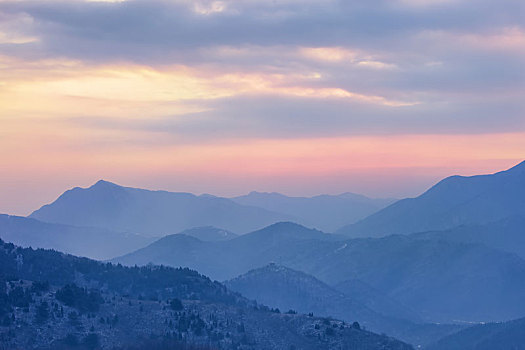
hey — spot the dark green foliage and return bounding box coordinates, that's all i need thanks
[55,284,103,313]
[8,286,32,307]
[82,333,100,350]
[117,338,217,349]
[31,281,50,293]
[63,333,79,347]
[0,240,240,306]
[35,301,50,323]
[352,321,361,330]
[169,298,183,311]
[0,292,11,316]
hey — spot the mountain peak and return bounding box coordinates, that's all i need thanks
[92,179,120,188]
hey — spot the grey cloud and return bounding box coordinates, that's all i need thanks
[60,93,525,144]
[0,0,523,62]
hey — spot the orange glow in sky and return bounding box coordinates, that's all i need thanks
[0,0,523,215]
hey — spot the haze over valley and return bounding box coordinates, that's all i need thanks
[1,0,523,348]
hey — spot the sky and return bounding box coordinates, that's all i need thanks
[0,0,524,215]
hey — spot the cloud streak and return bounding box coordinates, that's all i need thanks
[0,0,523,214]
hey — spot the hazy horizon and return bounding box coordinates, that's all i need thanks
[1,159,523,216]
[2,0,524,216]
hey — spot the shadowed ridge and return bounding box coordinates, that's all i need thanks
[28,181,292,236]
[337,160,525,238]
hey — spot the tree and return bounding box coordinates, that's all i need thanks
[82,333,100,350]
[169,298,183,311]
[35,301,49,324]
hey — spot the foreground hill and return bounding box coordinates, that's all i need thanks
[0,214,153,260]
[232,192,396,232]
[427,317,525,350]
[0,239,412,350]
[338,161,525,237]
[114,222,525,324]
[29,180,292,236]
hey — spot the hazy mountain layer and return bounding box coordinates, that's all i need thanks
[427,317,525,350]
[225,264,461,347]
[176,226,238,241]
[114,222,525,323]
[337,161,525,237]
[0,239,413,350]
[232,191,396,232]
[0,214,153,260]
[30,180,292,236]
[411,215,525,259]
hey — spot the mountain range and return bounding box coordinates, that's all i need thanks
[0,214,153,260]
[338,161,525,237]
[29,180,292,236]
[113,221,525,324]
[0,239,413,350]
[427,317,525,350]
[28,180,395,237]
[225,264,461,347]
[232,191,396,232]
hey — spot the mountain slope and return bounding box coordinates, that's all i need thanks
[30,180,292,236]
[113,222,341,279]
[0,214,153,260]
[337,161,525,237]
[232,191,396,232]
[411,215,525,259]
[333,278,420,322]
[176,226,238,241]
[225,264,461,347]
[0,239,413,350]
[427,317,525,350]
[225,263,394,330]
[114,222,525,324]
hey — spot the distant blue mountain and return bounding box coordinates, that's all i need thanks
[337,161,525,237]
[176,226,238,241]
[232,191,396,232]
[113,221,525,324]
[428,316,525,350]
[29,180,292,236]
[0,214,153,260]
[225,264,461,347]
[412,215,525,259]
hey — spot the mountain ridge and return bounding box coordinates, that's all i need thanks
[29,180,293,237]
[337,160,525,237]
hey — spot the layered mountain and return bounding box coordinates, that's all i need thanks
[337,161,525,237]
[114,222,525,324]
[0,239,413,350]
[232,191,396,232]
[412,215,525,259]
[428,317,525,350]
[0,214,153,260]
[29,180,292,236]
[225,263,400,329]
[333,279,420,323]
[225,264,460,347]
[176,226,238,241]
[113,222,342,280]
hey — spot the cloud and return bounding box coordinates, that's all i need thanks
[1,0,524,214]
